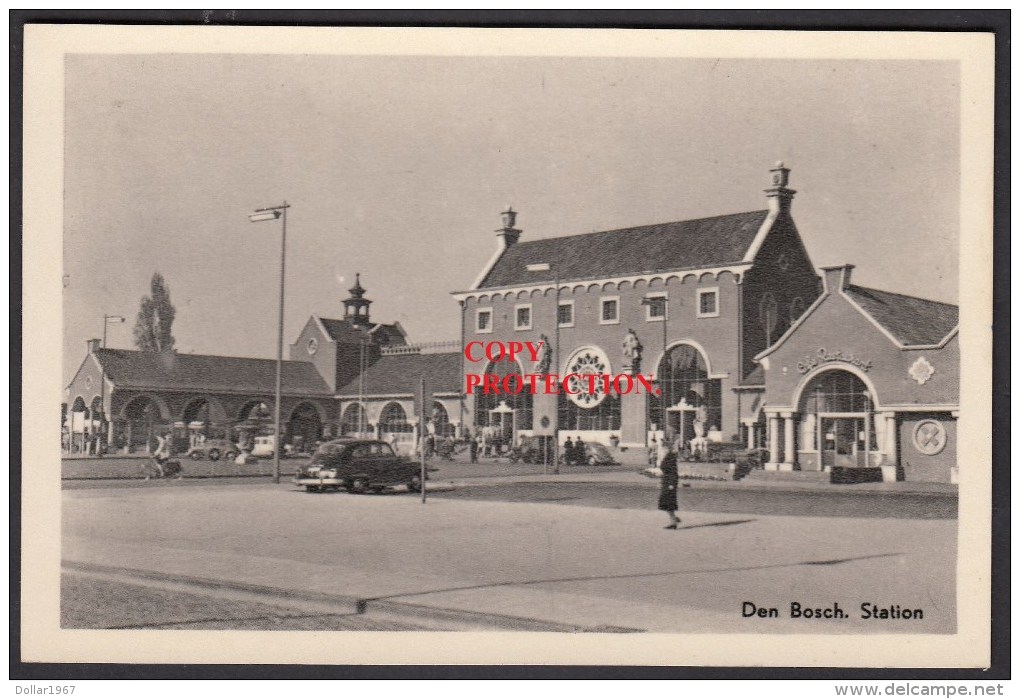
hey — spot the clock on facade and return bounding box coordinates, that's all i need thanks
[306,338,318,355]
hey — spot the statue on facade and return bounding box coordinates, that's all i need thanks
[536,334,552,375]
[621,329,642,373]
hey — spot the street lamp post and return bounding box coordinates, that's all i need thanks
[249,202,290,484]
[641,297,668,444]
[528,262,560,474]
[99,314,125,455]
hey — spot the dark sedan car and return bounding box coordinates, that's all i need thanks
[294,439,423,494]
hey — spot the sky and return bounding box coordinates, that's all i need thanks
[62,53,960,384]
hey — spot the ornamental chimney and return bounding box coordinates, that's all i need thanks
[496,205,521,249]
[87,338,101,354]
[820,264,854,293]
[765,161,796,214]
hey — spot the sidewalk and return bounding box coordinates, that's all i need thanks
[62,482,957,636]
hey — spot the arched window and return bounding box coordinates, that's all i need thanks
[340,403,368,435]
[379,402,412,433]
[759,292,779,346]
[557,346,620,432]
[789,296,806,325]
[432,402,455,437]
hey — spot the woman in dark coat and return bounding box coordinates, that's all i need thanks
[657,445,681,529]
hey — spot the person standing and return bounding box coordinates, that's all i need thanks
[658,443,681,529]
[469,434,479,463]
[563,437,574,466]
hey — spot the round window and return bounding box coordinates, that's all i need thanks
[564,346,611,409]
[912,420,948,456]
[306,338,318,355]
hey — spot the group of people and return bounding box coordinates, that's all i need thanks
[561,437,588,466]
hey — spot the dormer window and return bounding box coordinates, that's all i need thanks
[697,288,720,318]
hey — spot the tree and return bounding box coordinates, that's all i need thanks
[133,272,177,352]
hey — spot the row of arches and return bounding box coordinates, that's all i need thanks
[339,401,456,438]
[463,269,743,304]
[64,394,330,456]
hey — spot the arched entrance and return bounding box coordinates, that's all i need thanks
[235,400,273,451]
[473,356,532,446]
[122,396,166,454]
[288,402,324,453]
[66,396,91,454]
[648,343,721,446]
[183,397,226,443]
[797,369,878,469]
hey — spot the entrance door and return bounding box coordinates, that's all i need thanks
[820,417,865,468]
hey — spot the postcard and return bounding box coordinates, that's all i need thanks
[21,24,994,668]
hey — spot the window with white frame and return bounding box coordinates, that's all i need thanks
[600,297,620,325]
[697,287,720,318]
[475,308,493,333]
[514,303,533,331]
[557,300,574,328]
[643,294,667,321]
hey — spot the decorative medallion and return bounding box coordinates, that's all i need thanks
[909,356,935,385]
[306,337,319,355]
[913,420,948,456]
[564,346,611,409]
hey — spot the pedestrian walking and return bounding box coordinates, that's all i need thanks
[657,443,681,529]
[469,435,479,463]
[563,437,574,465]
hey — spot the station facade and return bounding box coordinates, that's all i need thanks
[65,165,959,482]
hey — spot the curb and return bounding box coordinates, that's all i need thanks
[62,560,642,633]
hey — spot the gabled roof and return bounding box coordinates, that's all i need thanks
[843,286,958,347]
[336,352,461,397]
[477,210,769,288]
[93,348,332,395]
[317,317,406,346]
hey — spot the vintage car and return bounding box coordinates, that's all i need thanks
[294,439,423,494]
[185,439,239,462]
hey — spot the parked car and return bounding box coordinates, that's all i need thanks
[186,439,239,462]
[250,435,277,458]
[294,439,424,494]
[581,442,618,466]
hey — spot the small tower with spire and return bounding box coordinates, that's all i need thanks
[342,273,372,327]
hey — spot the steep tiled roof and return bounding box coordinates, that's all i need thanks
[318,317,406,346]
[94,349,332,395]
[843,286,958,346]
[319,317,371,343]
[478,210,769,288]
[336,352,462,397]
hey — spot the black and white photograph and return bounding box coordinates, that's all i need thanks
[21,23,995,669]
